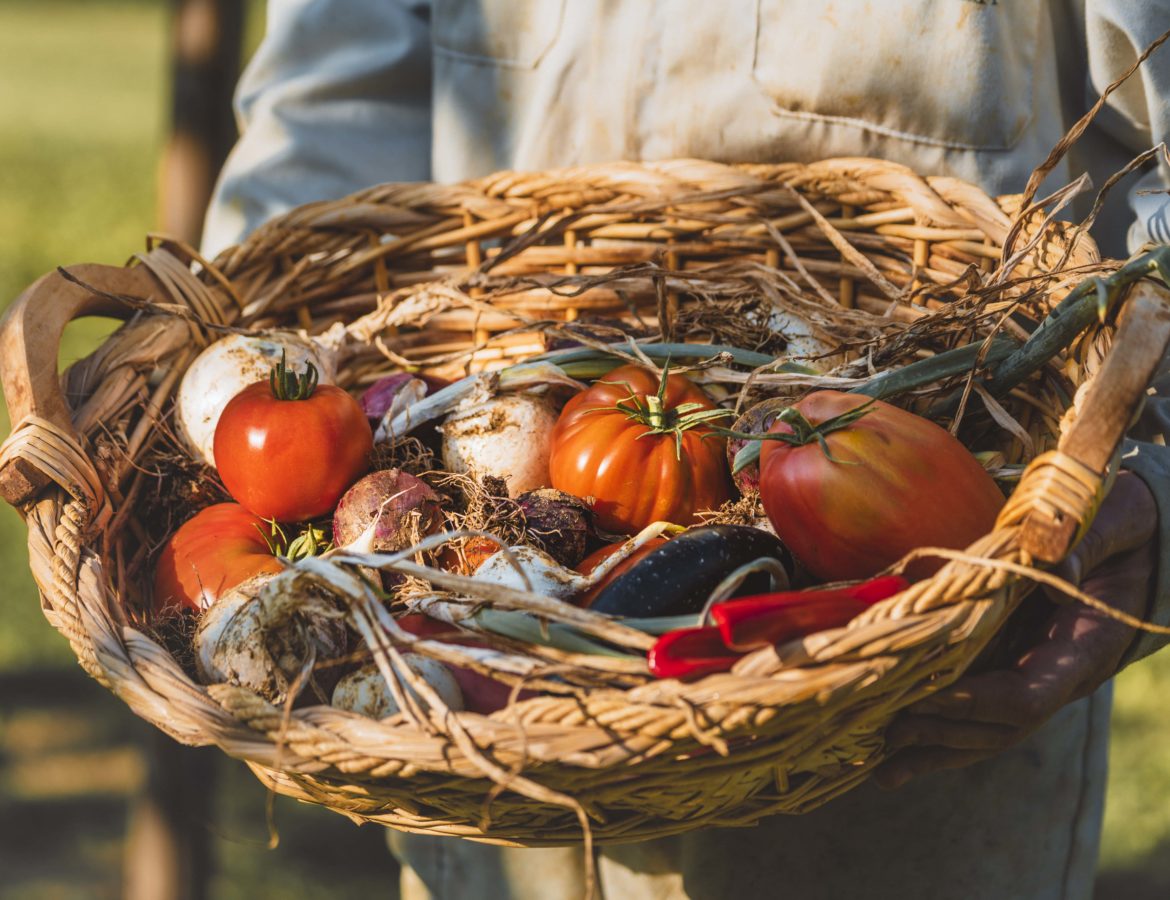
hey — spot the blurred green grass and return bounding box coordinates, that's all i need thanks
[0,3,402,896]
[0,0,166,669]
[1,1,1170,895]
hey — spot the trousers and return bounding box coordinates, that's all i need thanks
[387,688,1110,900]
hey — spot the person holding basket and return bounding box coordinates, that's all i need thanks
[203,2,1170,897]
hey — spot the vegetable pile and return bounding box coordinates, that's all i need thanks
[146,293,1095,723]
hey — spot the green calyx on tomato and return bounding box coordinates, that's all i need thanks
[608,364,734,459]
[720,399,876,465]
[268,350,320,401]
[153,507,334,616]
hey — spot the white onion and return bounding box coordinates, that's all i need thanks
[331,656,464,719]
[439,393,557,496]
[176,332,334,467]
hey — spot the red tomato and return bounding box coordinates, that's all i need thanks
[573,537,668,607]
[214,360,372,522]
[758,391,1005,581]
[152,503,283,614]
[549,366,733,534]
[437,536,501,574]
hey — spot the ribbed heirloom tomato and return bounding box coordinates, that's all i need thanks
[758,390,1005,581]
[214,354,373,522]
[549,365,733,534]
[152,503,283,614]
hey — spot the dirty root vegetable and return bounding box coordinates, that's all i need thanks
[194,572,347,704]
[362,373,452,431]
[152,503,283,614]
[517,488,591,567]
[588,525,791,618]
[758,391,1005,581]
[214,353,373,522]
[440,393,557,495]
[331,656,464,719]
[333,469,443,554]
[549,365,734,534]
[472,545,590,601]
[726,399,789,494]
[766,309,837,362]
[176,333,332,468]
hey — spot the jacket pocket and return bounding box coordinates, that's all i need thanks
[432,0,566,69]
[752,0,1040,151]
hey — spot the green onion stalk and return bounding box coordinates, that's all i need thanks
[377,341,810,441]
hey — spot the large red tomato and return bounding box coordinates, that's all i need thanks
[549,366,733,534]
[153,503,283,614]
[214,357,372,521]
[758,391,1005,581]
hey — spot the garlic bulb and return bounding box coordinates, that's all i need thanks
[194,573,346,705]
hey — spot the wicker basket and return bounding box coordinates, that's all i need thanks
[2,157,1168,847]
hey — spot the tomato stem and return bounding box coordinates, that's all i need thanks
[715,400,875,463]
[269,350,319,401]
[607,361,735,458]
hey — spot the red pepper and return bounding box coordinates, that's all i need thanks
[646,575,910,680]
[648,626,741,680]
[710,575,910,652]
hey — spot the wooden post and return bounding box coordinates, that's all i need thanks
[123,729,216,900]
[156,0,245,244]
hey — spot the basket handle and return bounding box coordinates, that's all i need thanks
[1018,280,1170,563]
[0,263,164,507]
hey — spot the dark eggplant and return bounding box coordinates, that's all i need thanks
[588,525,793,618]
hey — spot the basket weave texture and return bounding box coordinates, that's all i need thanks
[1,157,1163,845]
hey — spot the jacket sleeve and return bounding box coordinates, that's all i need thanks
[1119,379,1170,666]
[1084,0,1170,250]
[201,0,433,258]
[1077,2,1170,665]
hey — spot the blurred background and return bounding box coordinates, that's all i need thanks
[0,3,399,897]
[0,2,1168,898]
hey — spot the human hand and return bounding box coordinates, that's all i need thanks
[875,471,1158,790]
